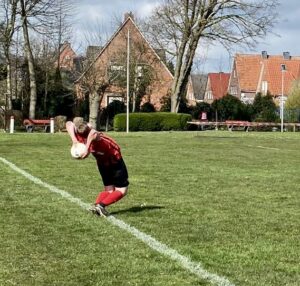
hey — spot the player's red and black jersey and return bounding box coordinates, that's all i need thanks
[75,131,122,166]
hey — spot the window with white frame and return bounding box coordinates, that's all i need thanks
[109,63,125,82]
[230,87,238,95]
[110,65,125,71]
[136,65,143,78]
[206,91,213,100]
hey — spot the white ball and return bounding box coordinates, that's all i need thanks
[70,143,87,159]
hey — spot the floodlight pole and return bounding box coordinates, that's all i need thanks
[126,29,130,133]
[280,64,286,133]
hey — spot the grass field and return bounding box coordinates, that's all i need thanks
[0,131,299,286]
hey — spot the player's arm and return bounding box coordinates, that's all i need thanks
[66,121,78,144]
[80,129,97,159]
[85,129,98,149]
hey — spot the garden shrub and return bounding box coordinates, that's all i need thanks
[113,112,191,131]
[140,102,155,112]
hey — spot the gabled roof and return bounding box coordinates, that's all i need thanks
[60,41,75,54]
[76,16,173,82]
[208,72,230,99]
[234,53,300,95]
[190,74,207,100]
[235,54,262,92]
[263,56,300,95]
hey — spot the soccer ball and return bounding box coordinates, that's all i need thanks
[70,143,87,159]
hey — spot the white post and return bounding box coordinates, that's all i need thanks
[281,71,283,132]
[280,64,286,133]
[10,116,14,134]
[126,29,130,133]
[50,118,55,133]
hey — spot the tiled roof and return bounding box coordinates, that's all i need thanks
[208,72,230,99]
[263,56,300,95]
[76,16,173,82]
[235,54,262,92]
[235,54,300,95]
[190,74,207,100]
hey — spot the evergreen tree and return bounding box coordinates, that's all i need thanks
[252,92,278,122]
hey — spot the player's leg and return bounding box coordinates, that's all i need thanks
[95,185,114,204]
[100,158,129,207]
[95,158,129,216]
[100,186,128,206]
[91,161,114,216]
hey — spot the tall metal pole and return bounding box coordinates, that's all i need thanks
[280,64,286,133]
[126,29,130,133]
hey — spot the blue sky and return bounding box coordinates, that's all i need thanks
[73,0,300,73]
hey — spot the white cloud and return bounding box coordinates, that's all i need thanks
[137,2,161,17]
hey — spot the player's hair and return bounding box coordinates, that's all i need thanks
[73,117,89,134]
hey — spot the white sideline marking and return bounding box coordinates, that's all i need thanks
[247,145,280,151]
[0,157,234,286]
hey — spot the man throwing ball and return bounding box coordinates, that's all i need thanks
[66,118,129,217]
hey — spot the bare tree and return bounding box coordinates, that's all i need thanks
[146,0,279,112]
[55,0,74,71]
[73,19,108,128]
[19,0,72,119]
[0,0,18,110]
[76,66,109,128]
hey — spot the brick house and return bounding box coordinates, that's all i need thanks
[58,41,77,71]
[75,13,173,110]
[186,74,208,105]
[228,52,300,104]
[203,72,230,104]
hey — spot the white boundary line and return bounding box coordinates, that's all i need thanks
[246,145,280,151]
[0,157,235,286]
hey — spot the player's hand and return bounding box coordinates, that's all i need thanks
[80,150,90,159]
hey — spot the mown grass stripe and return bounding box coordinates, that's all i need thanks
[0,156,235,286]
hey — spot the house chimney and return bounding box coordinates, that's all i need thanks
[124,12,134,22]
[283,51,291,60]
[261,51,268,59]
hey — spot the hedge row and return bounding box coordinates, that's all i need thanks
[113,112,192,131]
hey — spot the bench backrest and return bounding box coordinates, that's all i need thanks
[23,119,50,126]
[225,120,250,126]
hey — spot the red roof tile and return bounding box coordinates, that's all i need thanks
[208,72,230,99]
[235,54,262,92]
[263,56,300,95]
[235,54,300,96]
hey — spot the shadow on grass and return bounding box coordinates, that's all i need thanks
[110,205,164,215]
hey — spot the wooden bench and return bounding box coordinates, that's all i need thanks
[23,119,51,132]
[225,120,250,131]
[188,120,300,132]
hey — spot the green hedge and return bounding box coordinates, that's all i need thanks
[113,112,192,131]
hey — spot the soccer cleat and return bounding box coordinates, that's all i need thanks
[89,205,97,214]
[94,204,109,217]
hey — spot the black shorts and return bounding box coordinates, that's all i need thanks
[97,158,129,188]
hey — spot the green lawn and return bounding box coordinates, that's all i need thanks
[0,131,299,286]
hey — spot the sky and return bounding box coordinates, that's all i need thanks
[73,0,300,73]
